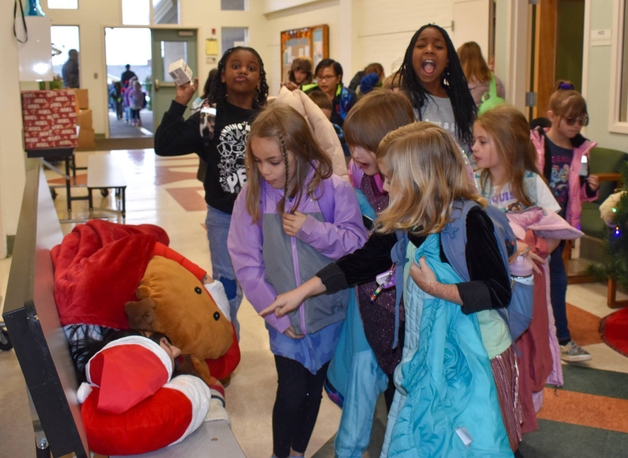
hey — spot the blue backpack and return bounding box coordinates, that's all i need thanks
[441,200,534,341]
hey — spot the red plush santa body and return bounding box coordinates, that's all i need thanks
[78,335,226,455]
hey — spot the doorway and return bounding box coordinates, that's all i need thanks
[530,0,585,120]
[104,27,153,139]
[150,28,198,131]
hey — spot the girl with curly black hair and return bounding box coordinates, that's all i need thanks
[155,46,269,338]
[399,24,477,155]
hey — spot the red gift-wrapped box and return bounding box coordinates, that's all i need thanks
[22,90,78,150]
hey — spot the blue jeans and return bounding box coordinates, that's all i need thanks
[206,204,243,339]
[548,240,570,343]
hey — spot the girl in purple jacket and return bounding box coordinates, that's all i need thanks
[530,81,599,362]
[227,104,367,458]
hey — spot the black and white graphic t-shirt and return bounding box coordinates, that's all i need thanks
[205,101,255,214]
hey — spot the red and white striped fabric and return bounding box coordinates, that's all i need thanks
[78,336,211,455]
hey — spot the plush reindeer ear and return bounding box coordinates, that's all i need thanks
[125,298,156,331]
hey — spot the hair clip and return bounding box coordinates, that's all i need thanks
[558,82,575,90]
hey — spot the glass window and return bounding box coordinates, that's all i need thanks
[153,0,179,24]
[51,26,80,82]
[104,28,152,85]
[161,41,188,82]
[221,27,248,55]
[221,0,245,11]
[47,0,78,8]
[122,0,150,25]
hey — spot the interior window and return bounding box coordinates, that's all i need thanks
[51,26,80,83]
[221,0,246,11]
[153,0,179,24]
[221,27,248,55]
[122,0,150,25]
[47,0,78,8]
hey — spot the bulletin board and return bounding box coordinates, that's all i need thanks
[280,24,329,83]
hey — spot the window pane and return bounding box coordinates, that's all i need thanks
[122,0,150,25]
[221,27,248,55]
[161,41,188,82]
[221,0,245,11]
[153,0,179,24]
[51,26,80,83]
[105,28,151,85]
[47,0,78,8]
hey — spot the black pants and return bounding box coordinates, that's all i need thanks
[272,355,329,458]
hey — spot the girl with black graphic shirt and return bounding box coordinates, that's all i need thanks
[154,47,269,338]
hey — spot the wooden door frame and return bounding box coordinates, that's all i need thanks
[533,0,558,120]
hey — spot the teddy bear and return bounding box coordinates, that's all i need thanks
[124,247,236,384]
[51,219,240,386]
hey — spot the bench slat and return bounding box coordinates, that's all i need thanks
[87,154,127,218]
[87,154,126,188]
[111,420,246,458]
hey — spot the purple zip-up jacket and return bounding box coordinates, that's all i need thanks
[530,128,598,229]
[228,172,367,334]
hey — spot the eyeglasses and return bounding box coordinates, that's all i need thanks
[563,115,589,126]
[317,75,338,82]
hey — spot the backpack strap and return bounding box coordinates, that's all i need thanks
[489,74,498,98]
[441,200,516,329]
[536,127,552,183]
[390,229,409,349]
[440,200,475,280]
[198,99,216,148]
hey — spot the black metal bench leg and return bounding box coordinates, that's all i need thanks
[121,188,126,219]
[35,437,50,458]
[87,188,93,213]
[65,157,72,212]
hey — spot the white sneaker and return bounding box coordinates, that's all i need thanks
[560,341,592,362]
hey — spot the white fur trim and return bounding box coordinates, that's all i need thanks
[77,382,92,404]
[204,398,231,426]
[165,375,211,446]
[204,280,231,322]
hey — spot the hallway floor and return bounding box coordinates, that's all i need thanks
[1,148,628,458]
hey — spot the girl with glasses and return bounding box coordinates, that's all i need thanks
[530,80,599,363]
[302,59,357,128]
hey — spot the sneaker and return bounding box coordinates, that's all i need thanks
[560,341,592,362]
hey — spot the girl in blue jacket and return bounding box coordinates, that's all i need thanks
[227,104,367,458]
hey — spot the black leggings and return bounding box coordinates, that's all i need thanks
[272,355,329,458]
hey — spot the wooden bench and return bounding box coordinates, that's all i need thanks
[87,154,127,218]
[3,161,245,458]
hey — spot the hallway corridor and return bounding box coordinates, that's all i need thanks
[1,148,627,457]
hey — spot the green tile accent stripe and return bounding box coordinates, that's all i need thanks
[520,419,628,458]
[558,365,628,400]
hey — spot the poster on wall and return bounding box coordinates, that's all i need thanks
[280,25,329,84]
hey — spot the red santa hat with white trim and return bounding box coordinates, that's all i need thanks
[78,335,211,455]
